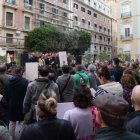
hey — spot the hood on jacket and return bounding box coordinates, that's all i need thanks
[99,82,123,96]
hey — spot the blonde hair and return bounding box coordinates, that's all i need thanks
[38,92,57,116]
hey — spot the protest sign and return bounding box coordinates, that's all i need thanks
[59,51,68,67]
[57,102,74,119]
[25,62,38,81]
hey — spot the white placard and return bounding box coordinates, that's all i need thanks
[59,51,68,67]
[25,62,38,81]
[57,102,74,119]
[0,47,7,56]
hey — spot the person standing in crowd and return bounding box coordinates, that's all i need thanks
[63,85,94,140]
[23,65,60,123]
[121,74,137,112]
[125,85,140,134]
[112,57,124,83]
[4,66,28,140]
[87,64,98,91]
[73,65,89,88]
[107,60,115,81]
[20,90,76,140]
[57,65,74,102]
[98,66,123,96]
[38,54,45,66]
[93,92,140,140]
[28,53,38,62]
[0,64,12,124]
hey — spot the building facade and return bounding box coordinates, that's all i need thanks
[0,0,115,61]
[117,0,140,60]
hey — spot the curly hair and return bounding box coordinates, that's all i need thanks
[121,74,137,89]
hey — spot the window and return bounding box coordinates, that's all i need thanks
[52,8,58,18]
[74,3,78,9]
[99,46,101,51]
[63,0,68,4]
[99,26,102,31]
[25,16,30,29]
[87,10,91,15]
[6,33,13,43]
[6,12,13,26]
[63,12,68,21]
[108,29,110,34]
[94,13,97,18]
[39,3,45,14]
[6,0,15,4]
[94,46,96,50]
[74,16,78,24]
[88,21,90,28]
[24,0,32,5]
[125,28,130,36]
[52,8,58,14]
[94,24,97,28]
[82,19,85,26]
[81,7,85,12]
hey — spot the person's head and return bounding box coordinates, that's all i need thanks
[121,74,137,89]
[76,65,83,72]
[98,66,111,84]
[10,66,23,76]
[38,65,50,77]
[131,85,140,111]
[0,64,7,73]
[73,84,92,108]
[62,65,70,74]
[113,58,120,67]
[104,60,108,67]
[123,68,138,83]
[88,64,96,73]
[93,93,128,128]
[37,89,57,117]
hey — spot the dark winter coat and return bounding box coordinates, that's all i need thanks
[20,117,76,140]
[114,66,124,83]
[125,111,140,135]
[5,76,28,121]
[94,127,140,140]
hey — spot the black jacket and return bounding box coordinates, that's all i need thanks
[20,117,76,140]
[5,76,28,121]
[94,127,140,140]
[125,111,140,135]
[114,66,124,83]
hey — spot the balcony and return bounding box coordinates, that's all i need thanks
[121,11,132,18]
[0,36,24,48]
[3,0,17,9]
[120,34,133,40]
[24,3,34,14]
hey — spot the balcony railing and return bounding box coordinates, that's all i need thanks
[121,11,132,18]
[5,0,16,5]
[120,34,133,40]
[0,36,24,47]
[24,3,33,11]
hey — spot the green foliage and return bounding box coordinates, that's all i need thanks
[25,25,67,53]
[82,52,93,64]
[0,55,7,63]
[117,53,131,61]
[98,52,109,61]
[25,25,91,54]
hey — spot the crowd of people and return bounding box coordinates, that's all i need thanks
[0,57,140,140]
